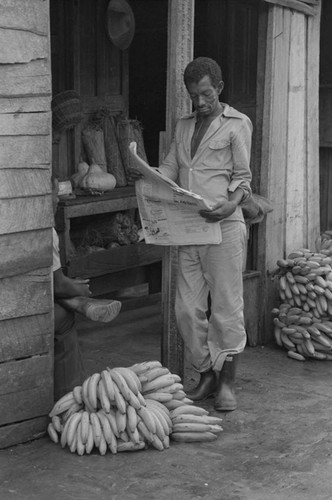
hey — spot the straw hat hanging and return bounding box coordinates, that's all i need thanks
[106,0,135,51]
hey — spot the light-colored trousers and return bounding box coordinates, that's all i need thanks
[175,220,247,373]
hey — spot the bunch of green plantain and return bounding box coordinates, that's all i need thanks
[47,361,223,454]
[272,246,332,361]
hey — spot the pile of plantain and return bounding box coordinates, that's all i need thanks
[47,361,223,455]
[272,242,332,361]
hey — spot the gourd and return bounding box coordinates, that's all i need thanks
[81,159,117,192]
[70,158,89,189]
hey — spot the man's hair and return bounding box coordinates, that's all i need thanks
[184,57,222,88]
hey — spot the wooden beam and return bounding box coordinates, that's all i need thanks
[306,0,321,248]
[162,0,194,376]
[264,0,317,16]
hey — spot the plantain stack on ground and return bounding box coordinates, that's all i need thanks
[47,361,223,455]
[272,244,332,361]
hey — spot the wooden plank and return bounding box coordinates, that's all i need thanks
[285,12,306,253]
[0,415,48,450]
[0,196,53,235]
[0,268,52,321]
[0,112,50,136]
[0,313,52,363]
[0,28,48,64]
[0,355,53,426]
[262,7,291,268]
[162,0,195,377]
[0,136,51,167]
[0,96,50,114]
[0,59,51,96]
[306,0,322,247]
[263,0,317,16]
[0,168,51,198]
[0,0,49,34]
[67,243,163,278]
[0,229,52,279]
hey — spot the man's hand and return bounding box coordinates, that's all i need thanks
[199,199,237,223]
[127,168,143,182]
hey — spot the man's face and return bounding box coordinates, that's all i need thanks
[187,75,223,118]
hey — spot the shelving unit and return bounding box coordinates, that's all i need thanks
[55,187,163,299]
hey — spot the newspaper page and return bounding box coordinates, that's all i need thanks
[129,142,222,246]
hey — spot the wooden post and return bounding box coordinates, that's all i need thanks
[161,0,194,375]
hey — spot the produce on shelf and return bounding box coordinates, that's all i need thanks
[48,361,223,454]
[272,245,332,361]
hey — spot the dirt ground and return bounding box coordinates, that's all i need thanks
[1,301,332,500]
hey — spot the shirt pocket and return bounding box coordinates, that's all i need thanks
[203,139,232,171]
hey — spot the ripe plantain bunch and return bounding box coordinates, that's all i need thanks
[272,246,332,361]
[47,361,223,454]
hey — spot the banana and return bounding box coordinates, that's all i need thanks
[173,422,212,433]
[150,433,165,451]
[119,430,130,442]
[105,409,120,438]
[171,374,182,383]
[72,385,83,405]
[304,338,315,356]
[147,405,170,436]
[69,431,78,453]
[137,419,154,443]
[98,379,111,413]
[137,406,156,434]
[164,399,187,410]
[313,322,332,334]
[112,366,142,394]
[117,441,145,452]
[51,415,62,433]
[149,410,166,441]
[170,405,209,418]
[182,398,194,405]
[280,332,295,350]
[136,392,147,407]
[109,368,132,402]
[85,422,94,454]
[145,399,172,425]
[129,360,162,376]
[98,433,108,456]
[87,373,101,410]
[172,390,187,401]
[208,424,223,434]
[97,410,115,445]
[112,377,127,414]
[115,409,127,433]
[171,431,218,443]
[62,402,83,423]
[100,369,115,401]
[126,427,141,445]
[80,410,90,445]
[66,411,83,448]
[127,390,143,410]
[162,435,170,449]
[279,275,287,291]
[60,412,74,448]
[47,422,59,443]
[142,366,170,383]
[49,391,75,418]
[172,414,223,426]
[81,377,95,413]
[90,412,102,447]
[126,404,138,433]
[144,392,173,403]
[142,374,175,394]
[274,326,282,347]
[76,422,85,456]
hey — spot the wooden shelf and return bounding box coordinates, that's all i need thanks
[55,186,163,296]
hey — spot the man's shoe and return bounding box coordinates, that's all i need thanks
[186,369,217,401]
[214,355,238,411]
[84,299,122,323]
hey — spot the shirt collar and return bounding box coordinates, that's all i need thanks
[184,103,243,121]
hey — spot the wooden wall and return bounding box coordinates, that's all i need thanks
[258,1,321,342]
[0,0,53,448]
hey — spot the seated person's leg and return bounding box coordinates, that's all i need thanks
[54,302,86,401]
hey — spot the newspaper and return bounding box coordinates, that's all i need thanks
[129,142,222,245]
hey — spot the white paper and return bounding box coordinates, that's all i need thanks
[129,142,222,246]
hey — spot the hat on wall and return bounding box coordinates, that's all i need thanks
[107,0,135,51]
